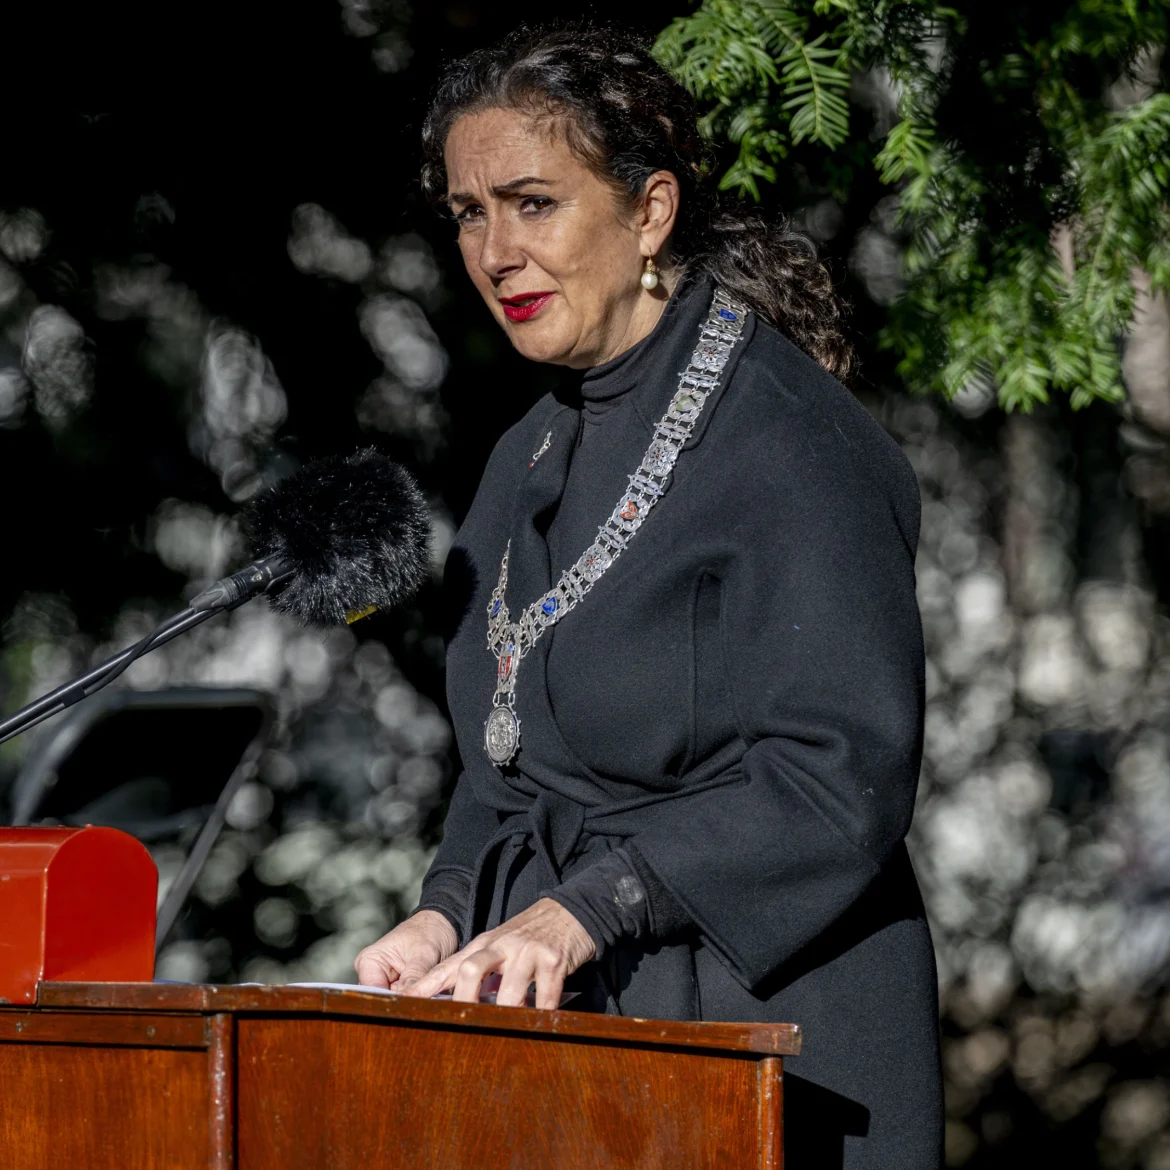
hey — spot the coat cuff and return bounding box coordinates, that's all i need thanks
[414,867,473,947]
[622,843,692,939]
[546,846,693,959]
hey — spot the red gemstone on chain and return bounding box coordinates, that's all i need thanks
[498,645,514,683]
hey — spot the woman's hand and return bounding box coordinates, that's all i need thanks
[354,909,459,990]
[401,897,595,1010]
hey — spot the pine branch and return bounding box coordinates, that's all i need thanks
[656,0,1170,411]
[654,0,853,196]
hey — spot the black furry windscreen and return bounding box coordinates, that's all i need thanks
[246,448,431,627]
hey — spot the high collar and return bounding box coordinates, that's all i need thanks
[578,274,710,405]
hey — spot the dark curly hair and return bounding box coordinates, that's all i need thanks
[421,23,853,380]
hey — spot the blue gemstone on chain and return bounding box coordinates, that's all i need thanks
[491,599,501,616]
[718,308,737,321]
[541,597,558,616]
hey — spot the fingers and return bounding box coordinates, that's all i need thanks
[404,953,462,1000]
[533,953,566,1011]
[353,913,462,991]
[453,948,502,1004]
[400,901,589,1009]
[496,946,565,1008]
[494,955,536,1009]
[406,945,511,1004]
[389,962,439,992]
[354,947,399,989]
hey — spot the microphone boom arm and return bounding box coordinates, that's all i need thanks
[0,557,292,746]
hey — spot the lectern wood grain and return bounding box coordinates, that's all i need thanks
[0,1009,209,1048]
[0,984,799,1169]
[0,1042,212,1169]
[36,981,801,1056]
[238,1017,765,1170]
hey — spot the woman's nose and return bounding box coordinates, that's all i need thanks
[477,216,525,280]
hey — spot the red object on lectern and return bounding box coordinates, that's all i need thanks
[0,826,157,1004]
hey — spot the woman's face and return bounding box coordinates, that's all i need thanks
[444,107,678,369]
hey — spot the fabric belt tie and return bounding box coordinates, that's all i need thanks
[463,772,747,942]
[472,788,587,937]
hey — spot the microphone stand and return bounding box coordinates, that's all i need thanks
[0,605,227,746]
[0,557,292,746]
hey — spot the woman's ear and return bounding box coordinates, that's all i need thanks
[638,170,681,258]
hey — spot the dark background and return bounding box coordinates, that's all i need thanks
[4,4,1170,1167]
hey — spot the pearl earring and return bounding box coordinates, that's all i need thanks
[640,256,659,291]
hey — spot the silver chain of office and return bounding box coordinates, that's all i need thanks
[483,286,749,767]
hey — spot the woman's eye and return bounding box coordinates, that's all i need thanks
[519,196,554,214]
[454,205,485,224]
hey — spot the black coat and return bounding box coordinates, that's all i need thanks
[420,276,943,1168]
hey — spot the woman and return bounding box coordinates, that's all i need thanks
[356,24,942,1167]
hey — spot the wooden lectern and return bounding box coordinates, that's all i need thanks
[0,981,801,1169]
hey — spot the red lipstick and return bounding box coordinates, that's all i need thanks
[499,292,555,322]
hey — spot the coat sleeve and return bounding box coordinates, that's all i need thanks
[628,387,925,992]
[414,411,537,943]
[415,773,502,945]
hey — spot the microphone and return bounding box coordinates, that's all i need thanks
[188,448,431,624]
[189,554,293,613]
[0,448,432,744]
[244,446,431,627]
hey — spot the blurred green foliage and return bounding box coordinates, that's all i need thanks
[655,0,1170,410]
